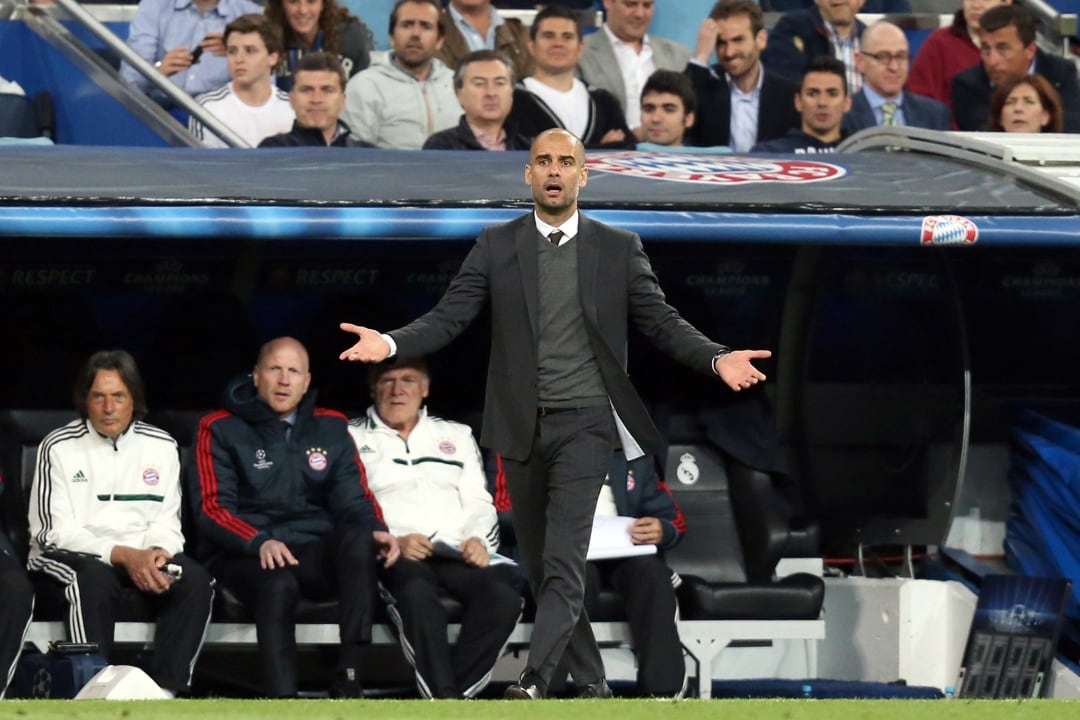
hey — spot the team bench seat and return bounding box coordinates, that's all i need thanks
[23,616,824,699]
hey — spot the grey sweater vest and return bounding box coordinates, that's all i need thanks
[536,232,608,407]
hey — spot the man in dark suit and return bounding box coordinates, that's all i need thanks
[843,21,952,134]
[761,0,866,93]
[952,3,1080,132]
[339,128,771,699]
[687,0,800,150]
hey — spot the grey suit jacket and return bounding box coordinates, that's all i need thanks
[578,28,692,114]
[390,212,727,461]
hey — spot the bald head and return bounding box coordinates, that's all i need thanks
[257,337,310,372]
[253,336,312,418]
[857,21,910,99]
[530,128,585,164]
[525,129,589,226]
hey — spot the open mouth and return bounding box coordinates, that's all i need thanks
[543,180,562,197]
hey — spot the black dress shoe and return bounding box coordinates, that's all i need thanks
[577,679,613,698]
[504,668,545,699]
[329,668,364,698]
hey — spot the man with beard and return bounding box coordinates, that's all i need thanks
[342,0,460,148]
[339,128,772,699]
[686,0,800,150]
[753,55,850,153]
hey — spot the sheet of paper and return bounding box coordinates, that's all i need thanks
[586,515,657,561]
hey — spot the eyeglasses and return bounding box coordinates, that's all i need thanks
[860,51,910,66]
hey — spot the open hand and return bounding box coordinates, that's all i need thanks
[715,349,772,392]
[339,323,391,363]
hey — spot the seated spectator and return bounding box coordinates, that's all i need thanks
[189,15,295,148]
[635,69,697,149]
[342,0,461,149]
[508,4,634,149]
[0,474,33,700]
[578,0,692,140]
[120,0,263,102]
[753,55,849,153]
[953,4,1080,132]
[843,21,951,133]
[763,0,908,12]
[491,450,686,697]
[687,0,800,151]
[760,0,865,93]
[27,350,214,697]
[908,0,1011,111]
[989,74,1064,133]
[190,337,399,698]
[437,0,534,81]
[266,0,373,91]
[424,50,530,150]
[347,357,522,699]
[259,52,363,147]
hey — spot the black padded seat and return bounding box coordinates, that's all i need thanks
[677,573,825,620]
[211,583,467,625]
[663,443,825,622]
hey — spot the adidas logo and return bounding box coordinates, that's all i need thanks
[358,445,376,454]
[71,470,88,483]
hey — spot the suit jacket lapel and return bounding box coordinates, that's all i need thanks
[577,216,601,329]
[516,218,540,340]
[594,34,625,109]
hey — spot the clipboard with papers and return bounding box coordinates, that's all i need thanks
[585,516,657,561]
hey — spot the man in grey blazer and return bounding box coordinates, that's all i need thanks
[578,0,692,139]
[339,128,770,699]
[842,20,951,134]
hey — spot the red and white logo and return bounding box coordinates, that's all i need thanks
[307,451,327,471]
[585,153,846,185]
[921,215,978,246]
[626,472,636,492]
[438,440,457,455]
[142,468,159,486]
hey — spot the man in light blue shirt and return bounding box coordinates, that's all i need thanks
[120,0,263,101]
[842,21,951,133]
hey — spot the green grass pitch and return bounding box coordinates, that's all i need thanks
[1,699,1079,719]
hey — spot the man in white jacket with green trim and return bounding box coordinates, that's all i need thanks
[348,356,522,698]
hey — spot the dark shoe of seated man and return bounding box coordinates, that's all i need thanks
[505,668,546,699]
[329,668,364,698]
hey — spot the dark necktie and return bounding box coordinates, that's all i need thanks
[548,230,565,245]
[281,421,292,442]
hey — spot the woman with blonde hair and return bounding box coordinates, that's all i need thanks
[989,74,1065,133]
[266,0,373,90]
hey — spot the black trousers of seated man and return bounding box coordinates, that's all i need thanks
[212,525,377,698]
[550,555,685,696]
[380,556,523,698]
[32,551,213,694]
[0,553,34,698]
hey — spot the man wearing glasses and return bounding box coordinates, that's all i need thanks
[843,21,951,133]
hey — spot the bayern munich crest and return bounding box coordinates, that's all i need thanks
[438,440,457,455]
[307,450,328,471]
[585,152,847,185]
[921,215,979,246]
[142,468,159,486]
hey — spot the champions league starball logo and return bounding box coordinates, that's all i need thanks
[585,152,847,185]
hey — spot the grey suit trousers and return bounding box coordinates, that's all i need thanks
[501,405,617,688]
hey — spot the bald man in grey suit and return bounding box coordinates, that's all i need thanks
[340,129,769,699]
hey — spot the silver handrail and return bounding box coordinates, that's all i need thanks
[32,0,251,148]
